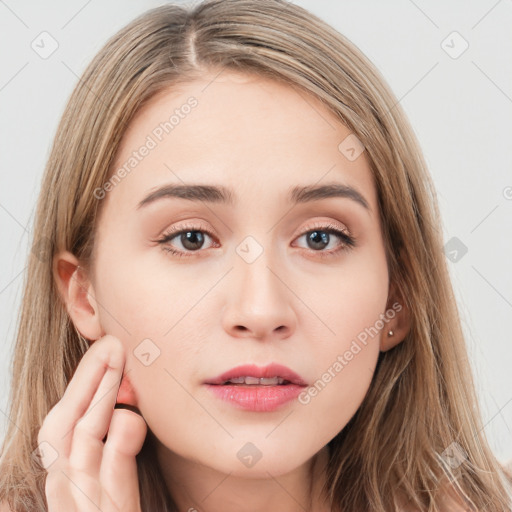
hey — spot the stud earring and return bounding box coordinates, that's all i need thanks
[387,330,394,337]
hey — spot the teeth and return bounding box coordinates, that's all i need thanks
[244,376,261,385]
[227,377,247,384]
[260,377,284,385]
[225,376,286,385]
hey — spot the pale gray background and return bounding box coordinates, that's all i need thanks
[1,0,511,466]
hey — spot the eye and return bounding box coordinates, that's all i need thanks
[293,223,356,258]
[155,221,356,259]
[155,223,218,258]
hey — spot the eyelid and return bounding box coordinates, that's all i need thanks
[157,220,216,238]
[296,219,350,238]
[158,219,351,241]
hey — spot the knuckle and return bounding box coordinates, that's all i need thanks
[72,418,93,437]
[93,335,125,370]
[73,416,103,440]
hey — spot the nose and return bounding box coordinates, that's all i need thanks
[221,248,297,341]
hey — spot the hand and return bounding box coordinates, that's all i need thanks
[36,334,147,511]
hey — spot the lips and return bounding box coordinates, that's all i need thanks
[204,363,308,386]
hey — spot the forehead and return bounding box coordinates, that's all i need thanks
[102,70,377,217]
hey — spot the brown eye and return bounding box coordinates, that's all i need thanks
[156,224,217,258]
[175,230,206,251]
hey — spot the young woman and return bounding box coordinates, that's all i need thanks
[1,1,511,510]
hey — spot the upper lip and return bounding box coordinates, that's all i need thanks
[204,363,308,386]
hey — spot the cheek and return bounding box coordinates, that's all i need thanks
[294,248,388,430]
[95,254,217,335]
[297,336,380,432]
[303,247,389,346]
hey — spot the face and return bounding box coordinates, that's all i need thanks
[84,70,394,477]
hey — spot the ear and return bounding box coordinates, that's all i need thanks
[53,250,105,342]
[380,278,411,352]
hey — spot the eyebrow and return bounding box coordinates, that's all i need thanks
[136,182,370,211]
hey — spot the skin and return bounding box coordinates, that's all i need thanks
[50,70,412,512]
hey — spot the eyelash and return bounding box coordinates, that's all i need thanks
[155,222,356,259]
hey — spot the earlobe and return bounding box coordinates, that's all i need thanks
[116,373,138,407]
[53,250,104,342]
[380,280,411,352]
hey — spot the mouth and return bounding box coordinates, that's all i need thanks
[204,363,308,387]
[203,363,308,411]
[218,376,292,386]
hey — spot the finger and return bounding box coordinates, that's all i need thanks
[44,469,80,512]
[68,342,126,476]
[100,408,147,511]
[37,335,124,471]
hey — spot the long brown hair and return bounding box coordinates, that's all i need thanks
[1,1,511,510]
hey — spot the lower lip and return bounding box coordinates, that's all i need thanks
[205,384,305,412]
